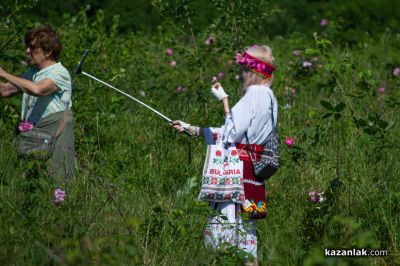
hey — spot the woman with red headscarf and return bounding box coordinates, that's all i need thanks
[173,45,278,265]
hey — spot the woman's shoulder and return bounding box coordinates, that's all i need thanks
[47,62,71,81]
[51,62,69,74]
[246,84,274,95]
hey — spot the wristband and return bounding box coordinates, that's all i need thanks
[188,125,200,136]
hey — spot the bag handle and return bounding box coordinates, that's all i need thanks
[244,87,276,160]
[244,132,257,163]
[54,101,70,139]
[245,88,276,144]
[265,89,276,131]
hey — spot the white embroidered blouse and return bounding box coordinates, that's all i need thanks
[204,84,278,145]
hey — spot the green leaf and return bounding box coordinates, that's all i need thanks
[334,102,345,112]
[334,113,341,120]
[363,127,378,135]
[386,97,400,108]
[376,119,389,130]
[358,70,372,80]
[346,92,366,99]
[111,95,124,103]
[353,118,368,128]
[358,80,371,92]
[322,112,333,119]
[305,48,320,56]
[320,100,334,111]
[385,122,395,131]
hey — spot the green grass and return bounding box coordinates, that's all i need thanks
[1,4,400,265]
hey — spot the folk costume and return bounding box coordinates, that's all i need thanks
[174,45,277,261]
[202,84,278,258]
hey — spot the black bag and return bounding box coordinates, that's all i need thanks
[245,90,279,180]
[16,107,70,161]
[16,128,55,160]
[246,130,279,180]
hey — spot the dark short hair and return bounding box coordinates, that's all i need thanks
[25,25,62,60]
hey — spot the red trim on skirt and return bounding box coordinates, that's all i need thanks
[236,143,263,162]
[236,143,267,219]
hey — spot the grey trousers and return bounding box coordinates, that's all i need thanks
[33,111,75,182]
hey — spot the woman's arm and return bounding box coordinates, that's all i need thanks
[171,120,204,136]
[171,83,230,137]
[221,97,231,117]
[0,67,57,96]
[211,82,231,117]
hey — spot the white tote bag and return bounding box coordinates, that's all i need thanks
[198,128,244,203]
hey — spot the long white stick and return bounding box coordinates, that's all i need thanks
[82,71,173,123]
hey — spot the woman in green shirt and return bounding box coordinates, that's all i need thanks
[0,25,75,182]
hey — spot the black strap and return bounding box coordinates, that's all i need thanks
[54,102,70,139]
[245,88,276,145]
[244,87,276,161]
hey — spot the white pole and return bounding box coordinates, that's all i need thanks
[82,71,173,123]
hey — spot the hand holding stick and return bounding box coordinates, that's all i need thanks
[211,81,230,117]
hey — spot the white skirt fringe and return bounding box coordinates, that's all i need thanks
[204,202,257,258]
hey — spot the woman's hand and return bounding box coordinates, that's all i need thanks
[172,120,201,136]
[0,82,20,97]
[210,82,228,101]
[0,67,7,78]
[171,120,190,133]
[210,82,231,116]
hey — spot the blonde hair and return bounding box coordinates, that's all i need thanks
[241,45,275,96]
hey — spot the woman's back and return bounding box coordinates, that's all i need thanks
[227,84,278,145]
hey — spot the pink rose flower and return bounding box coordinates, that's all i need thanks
[176,86,186,93]
[377,87,385,94]
[393,67,400,77]
[320,19,329,26]
[308,191,324,203]
[303,61,312,68]
[18,121,33,132]
[205,36,215,46]
[166,48,173,56]
[54,188,66,203]
[170,61,176,67]
[284,87,296,97]
[292,50,302,56]
[285,137,295,147]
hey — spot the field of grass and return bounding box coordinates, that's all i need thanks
[1,2,400,265]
